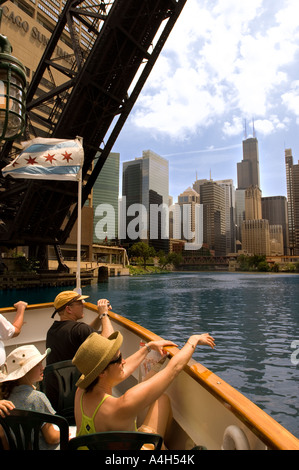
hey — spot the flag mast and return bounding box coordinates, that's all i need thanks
[75,136,83,295]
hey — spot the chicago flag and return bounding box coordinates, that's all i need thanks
[1,137,84,181]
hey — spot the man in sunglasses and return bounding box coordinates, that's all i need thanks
[45,290,114,409]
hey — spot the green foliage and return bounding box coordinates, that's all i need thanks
[157,251,183,269]
[237,255,299,273]
[13,254,40,273]
[129,242,156,269]
[237,254,269,272]
[129,265,167,276]
[282,262,296,272]
[271,263,280,272]
[257,261,269,272]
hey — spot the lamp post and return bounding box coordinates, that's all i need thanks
[0,34,27,141]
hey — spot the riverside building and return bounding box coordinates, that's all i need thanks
[121,150,169,252]
[262,196,288,255]
[177,187,203,249]
[285,148,299,255]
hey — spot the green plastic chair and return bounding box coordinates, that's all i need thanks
[0,409,69,450]
[41,360,80,425]
[68,431,163,450]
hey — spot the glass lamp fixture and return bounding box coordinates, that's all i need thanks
[0,34,27,141]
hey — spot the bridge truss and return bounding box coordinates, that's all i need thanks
[0,0,187,257]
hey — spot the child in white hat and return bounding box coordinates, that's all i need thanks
[0,345,61,450]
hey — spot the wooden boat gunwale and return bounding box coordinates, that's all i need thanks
[84,303,299,451]
[1,301,299,450]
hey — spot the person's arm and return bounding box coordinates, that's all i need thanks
[41,422,60,445]
[0,424,9,450]
[116,334,215,419]
[121,340,177,380]
[88,299,114,337]
[11,301,27,337]
[34,391,60,446]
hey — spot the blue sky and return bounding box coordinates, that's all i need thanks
[113,0,299,202]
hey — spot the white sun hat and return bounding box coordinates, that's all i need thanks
[0,345,50,382]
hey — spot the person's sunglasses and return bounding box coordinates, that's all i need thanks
[108,353,122,366]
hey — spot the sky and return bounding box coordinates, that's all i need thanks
[113,0,299,202]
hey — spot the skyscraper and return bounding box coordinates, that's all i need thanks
[199,181,226,256]
[235,189,245,244]
[93,152,120,243]
[236,131,275,256]
[215,179,236,254]
[236,133,261,247]
[122,150,169,252]
[262,196,288,255]
[241,219,270,256]
[177,187,203,248]
[242,186,271,255]
[285,148,299,254]
[237,137,260,190]
[245,185,262,220]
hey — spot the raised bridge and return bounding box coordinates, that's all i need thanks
[0,0,187,259]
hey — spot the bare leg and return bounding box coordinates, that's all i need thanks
[139,394,172,449]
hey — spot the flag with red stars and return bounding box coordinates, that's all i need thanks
[1,137,84,181]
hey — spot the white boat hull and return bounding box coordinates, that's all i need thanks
[2,302,299,450]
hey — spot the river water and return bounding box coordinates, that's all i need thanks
[1,271,298,438]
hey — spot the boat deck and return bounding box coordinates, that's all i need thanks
[2,302,299,450]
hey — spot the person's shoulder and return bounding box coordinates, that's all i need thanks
[33,389,50,402]
[30,389,55,411]
[68,320,94,333]
[47,320,74,332]
[70,321,96,341]
[47,320,62,330]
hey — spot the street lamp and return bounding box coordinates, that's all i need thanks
[0,34,27,141]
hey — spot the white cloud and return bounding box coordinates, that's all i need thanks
[131,0,299,142]
[281,81,299,117]
[223,117,244,137]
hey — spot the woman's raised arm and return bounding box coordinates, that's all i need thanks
[116,334,215,419]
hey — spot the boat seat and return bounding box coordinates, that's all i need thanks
[41,360,80,425]
[0,409,69,450]
[67,431,163,450]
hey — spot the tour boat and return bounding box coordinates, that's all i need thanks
[2,301,299,450]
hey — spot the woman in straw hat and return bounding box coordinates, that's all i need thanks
[0,345,61,450]
[73,331,215,448]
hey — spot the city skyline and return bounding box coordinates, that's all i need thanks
[113,0,299,202]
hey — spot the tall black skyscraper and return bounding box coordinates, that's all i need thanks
[237,137,260,190]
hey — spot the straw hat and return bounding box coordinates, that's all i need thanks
[73,331,123,389]
[52,290,89,318]
[0,345,50,383]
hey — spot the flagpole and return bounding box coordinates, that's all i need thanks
[75,136,83,296]
[75,164,82,295]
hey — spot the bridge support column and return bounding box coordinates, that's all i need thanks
[98,266,108,283]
